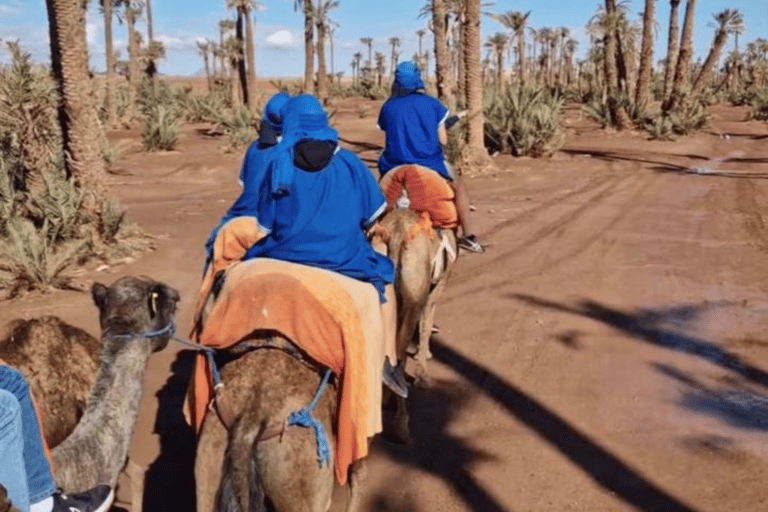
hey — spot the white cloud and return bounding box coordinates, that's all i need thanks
[156,34,186,49]
[265,29,297,50]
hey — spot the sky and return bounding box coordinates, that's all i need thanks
[0,0,766,78]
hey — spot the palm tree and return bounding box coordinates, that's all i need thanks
[360,37,374,73]
[116,0,142,121]
[219,19,236,79]
[692,9,744,90]
[557,27,571,86]
[635,0,656,107]
[228,0,262,110]
[564,38,578,86]
[100,0,117,126]
[662,0,682,98]
[144,0,156,88]
[485,33,509,84]
[44,0,106,222]
[492,10,530,86]
[665,0,697,111]
[294,0,315,93]
[352,51,363,86]
[430,0,454,108]
[224,36,243,105]
[314,0,339,103]
[602,0,632,128]
[417,28,427,60]
[388,36,401,77]
[197,40,213,91]
[375,51,387,86]
[463,0,487,158]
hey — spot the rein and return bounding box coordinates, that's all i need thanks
[117,320,333,465]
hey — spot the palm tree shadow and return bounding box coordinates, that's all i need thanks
[142,350,197,512]
[654,362,768,431]
[429,338,699,512]
[378,379,510,512]
[509,294,768,389]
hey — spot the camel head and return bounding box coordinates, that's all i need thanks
[92,276,180,352]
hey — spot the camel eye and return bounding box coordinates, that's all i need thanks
[150,291,159,318]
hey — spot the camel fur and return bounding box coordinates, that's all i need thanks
[195,335,365,512]
[373,208,457,443]
[0,276,179,494]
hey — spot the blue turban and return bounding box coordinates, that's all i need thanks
[263,92,291,134]
[393,61,426,95]
[269,94,339,197]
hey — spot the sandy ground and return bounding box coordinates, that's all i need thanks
[2,99,768,512]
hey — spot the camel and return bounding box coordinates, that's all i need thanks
[0,276,180,495]
[375,208,458,379]
[194,296,365,512]
[373,208,458,443]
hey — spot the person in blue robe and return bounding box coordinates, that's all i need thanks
[377,61,485,253]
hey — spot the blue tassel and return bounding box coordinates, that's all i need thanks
[287,369,333,467]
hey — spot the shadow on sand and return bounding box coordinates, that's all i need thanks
[142,350,197,512]
[428,338,699,512]
[509,294,768,389]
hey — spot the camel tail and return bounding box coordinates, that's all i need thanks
[217,421,268,512]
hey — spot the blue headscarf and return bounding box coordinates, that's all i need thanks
[269,94,339,197]
[263,92,291,134]
[393,61,426,96]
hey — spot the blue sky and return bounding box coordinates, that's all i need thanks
[0,0,766,78]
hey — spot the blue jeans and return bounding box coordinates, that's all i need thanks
[0,388,30,512]
[0,366,56,507]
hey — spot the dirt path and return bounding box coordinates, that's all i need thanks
[3,102,768,511]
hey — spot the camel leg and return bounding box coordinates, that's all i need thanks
[195,411,228,512]
[414,272,451,387]
[345,460,367,512]
[126,459,144,512]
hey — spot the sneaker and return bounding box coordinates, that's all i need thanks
[52,486,114,512]
[458,234,485,253]
[431,324,440,334]
[383,357,409,399]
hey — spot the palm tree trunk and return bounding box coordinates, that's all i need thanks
[316,19,328,103]
[663,0,682,99]
[103,0,116,126]
[433,0,454,109]
[244,7,258,110]
[146,0,156,90]
[45,0,106,215]
[496,49,504,85]
[236,11,249,106]
[463,0,487,156]
[457,11,466,107]
[692,28,728,90]
[517,30,526,86]
[203,52,212,92]
[303,0,315,93]
[635,0,656,107]
[604,0,632,128]
[666,0,697,111]
[127,14,138,121]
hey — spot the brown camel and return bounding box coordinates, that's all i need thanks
[375,208,457,378]
[195,296,365,512]
[0,276,180,495]
[373,208,458,443]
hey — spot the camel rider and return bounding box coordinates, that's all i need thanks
[378,61,484,253]
[206,94,407,397]
[0,366,114,512]
[238,91,291,187]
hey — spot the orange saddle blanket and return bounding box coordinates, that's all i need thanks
[380,164,459,229]
[190,258,383,485]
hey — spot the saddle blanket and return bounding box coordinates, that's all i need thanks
[380,164,459,229]
[190,257,383,485]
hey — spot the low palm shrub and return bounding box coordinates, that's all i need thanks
[142,104,180,151]
[484,85,565,157]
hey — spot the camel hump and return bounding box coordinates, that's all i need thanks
[0,316,101,367]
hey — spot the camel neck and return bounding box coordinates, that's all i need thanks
[51,335,152,492]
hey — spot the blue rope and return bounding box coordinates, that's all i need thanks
[114,321,223,387]
[287,368,333,468]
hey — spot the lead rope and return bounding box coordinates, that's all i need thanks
[287,368,333,467]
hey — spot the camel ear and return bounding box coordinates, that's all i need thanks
[91,282,109,310]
